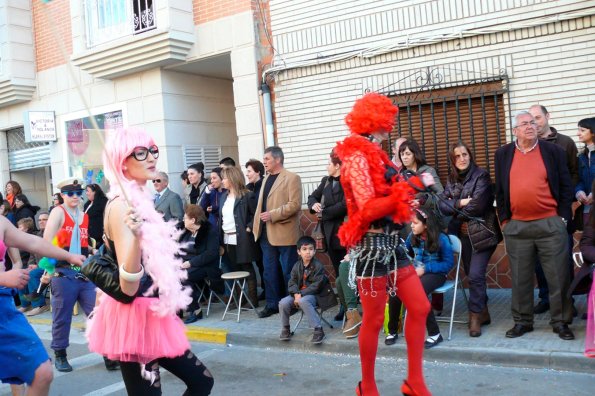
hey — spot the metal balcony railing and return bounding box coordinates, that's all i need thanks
[85,0,156,48]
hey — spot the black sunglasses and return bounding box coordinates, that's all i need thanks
[61,190,83,197]
[130,145,159,161]
[152,179,162,183]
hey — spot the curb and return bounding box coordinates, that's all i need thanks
[27,317,228,345]
[225,332,595,374]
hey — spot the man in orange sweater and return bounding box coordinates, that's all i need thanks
[495,111,574,340]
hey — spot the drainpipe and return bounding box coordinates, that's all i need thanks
[260,83,275,147]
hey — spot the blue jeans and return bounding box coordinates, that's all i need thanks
[18,268,46,309]
[279,294,321,328]
[259,234,298,310]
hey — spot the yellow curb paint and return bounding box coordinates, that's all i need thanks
[28,318,86,329]
[185,326,227,344]
[27,318,227,344]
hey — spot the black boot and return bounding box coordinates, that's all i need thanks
[334,305,345,321]
[184,308,203,324]
[54,349,72,372]
[104,357,120,371]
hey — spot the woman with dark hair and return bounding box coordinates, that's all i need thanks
[220,166,259,306]
[84,184,108,249]
[49,193,64,213]
[576,117,595,225]
[245,158,266,300]
[438,141,501,337]
[245,159,265,198]
[398,138,444,211]
[200,167,226,231]
[179,204,221,324]
[187,163,207,206]
[5,181,22,210]
[307,150,352,325]
[14,194,40,227]
[582,180,595,358]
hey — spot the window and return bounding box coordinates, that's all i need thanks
[65,110,123,190]
[85,0,156,48]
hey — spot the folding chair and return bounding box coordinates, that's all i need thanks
[434,234,467,340]
[205,278,227,317]
[291,305,334,335]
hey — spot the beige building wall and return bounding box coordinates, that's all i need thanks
[267,1,595,185]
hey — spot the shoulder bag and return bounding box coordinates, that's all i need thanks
[81,244,136,304]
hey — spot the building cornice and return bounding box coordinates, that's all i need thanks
[0,78,36,107]
[71,30,194,80]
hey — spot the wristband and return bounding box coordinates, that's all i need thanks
[119,264,145,282]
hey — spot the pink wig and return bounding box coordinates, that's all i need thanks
[103,128,191,316]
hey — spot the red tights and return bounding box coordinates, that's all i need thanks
[357,266,431,396]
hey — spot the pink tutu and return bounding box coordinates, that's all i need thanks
[586,280,595,358]
[86,295,190,363]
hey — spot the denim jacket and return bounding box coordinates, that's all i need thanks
[405,233,454,276]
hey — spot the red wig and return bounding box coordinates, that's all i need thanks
[344,93,398,135]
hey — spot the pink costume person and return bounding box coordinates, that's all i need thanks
[86,128,214,395]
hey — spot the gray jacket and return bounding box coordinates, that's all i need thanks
[155,188,184,222]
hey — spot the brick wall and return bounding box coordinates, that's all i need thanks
[193,0,252,25]
[32,0,72,72]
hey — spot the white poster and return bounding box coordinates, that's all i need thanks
[24,111,57,142]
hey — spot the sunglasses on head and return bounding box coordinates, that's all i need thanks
[62,190,83,197]
[152,179,162,183]
[130,145,159,161]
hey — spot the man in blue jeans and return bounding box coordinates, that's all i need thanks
[253,146,302,318]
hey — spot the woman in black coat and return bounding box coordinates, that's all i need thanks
[438,141,501,338]
[13,194,40,228]
[307,150,347,277]
[219,166,259,307]
[179,204,222,324]
[84,184,108,249]
[245,159,265,299]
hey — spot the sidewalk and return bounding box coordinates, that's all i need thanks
[28,289,595,374]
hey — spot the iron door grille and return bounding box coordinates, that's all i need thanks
[391,83,506,185]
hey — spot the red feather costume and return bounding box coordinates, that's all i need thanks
[335,93,431,396]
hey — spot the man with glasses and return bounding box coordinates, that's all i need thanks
[42,178,115,372]
[153,171,184,222]
[495,111,575,340]
[529,104,579,316]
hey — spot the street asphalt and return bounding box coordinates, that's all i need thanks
[22,288,595,374]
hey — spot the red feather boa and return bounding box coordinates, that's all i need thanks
[335,135,420,248]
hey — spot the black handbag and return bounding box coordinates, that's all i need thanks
[81,244,136,304]
[467,207,503,253]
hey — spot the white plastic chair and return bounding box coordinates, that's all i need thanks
[434,234,467,340]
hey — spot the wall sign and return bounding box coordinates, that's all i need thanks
[24,111,57,142]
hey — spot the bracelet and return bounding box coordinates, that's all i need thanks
[119,264,145,282]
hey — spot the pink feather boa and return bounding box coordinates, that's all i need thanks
[107,182,192,317]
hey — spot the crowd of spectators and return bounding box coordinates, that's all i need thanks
[2,105,594,352]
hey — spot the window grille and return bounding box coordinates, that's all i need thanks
[85,0,156,48]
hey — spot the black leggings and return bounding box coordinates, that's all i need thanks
[119,350,214,395]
